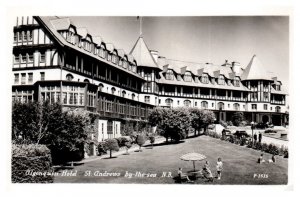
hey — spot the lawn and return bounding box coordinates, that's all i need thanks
[54,135,288,184]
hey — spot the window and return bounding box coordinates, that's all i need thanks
[218,102,224,110]
[195,102,197,107]
[40,72,45,81]
[263,92,269,101]
[252,104,257,110]
[21,73,26,84]
[122,90,126,97]
[111,87,116,95]
[23,31,27,41]
[21,54,27,63]
[184,100,191,107]
[275,106,281,113]
[18,32,22,41]
[144,96,150,103]
[264,104,268,110]
[28,54,33,62]
[233,77,240,87]
[14,74,19,84]
[184,72,192,82]
[40,52,45,63]
[123,61,128,69]
[14,55,20,63]
[233,103,240,111]
[143,82,151,92]
[66,74,74,81]
[201,101,208,109]
[144,72,152,81]
[132,93,135,100]
[166,70,174,80]
[165,98,173,107]
[218,75,225,85]
[201,74,209,84]
[14,32,17,42]
[28,73,33,83]
[28,31,33,41]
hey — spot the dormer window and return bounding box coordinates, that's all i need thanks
[128,63,132,71]
[112,54,119,64]
[132,64,137,73]
[233,77,240,87]
[184,72,192,82]
[166,70,174,80]
[107,53,112,62]
[201,74,209,84]
[218,75,225,85]
[123,60,128,69]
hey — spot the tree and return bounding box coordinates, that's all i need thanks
[12,101,92,164]
[200,110,216,134]
[136,135,146,152]
[232,112,244,126]
[104,139,119,158]
[148,107,165,127]
[189,108,203,136]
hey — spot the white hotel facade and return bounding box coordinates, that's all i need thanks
[12,16,288,154]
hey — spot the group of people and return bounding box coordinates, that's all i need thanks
[258,153,276,164]
[178,158,223,183]
[254,132,263,143]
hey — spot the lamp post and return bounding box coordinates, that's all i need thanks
[251,121,254,146]
[214,118,217,133]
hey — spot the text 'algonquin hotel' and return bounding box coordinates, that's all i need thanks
[12,16,288,147]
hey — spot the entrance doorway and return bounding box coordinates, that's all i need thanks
[262,115,269,123]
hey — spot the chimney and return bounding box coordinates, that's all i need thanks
[157,56,166,66]
[232,61,241,74]
[150,50,159,63]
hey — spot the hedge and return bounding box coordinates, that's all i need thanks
[208,130,289,158]
[12,144,53,183]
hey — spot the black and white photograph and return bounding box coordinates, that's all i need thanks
[2,0,300,196]
[10,15,290,185]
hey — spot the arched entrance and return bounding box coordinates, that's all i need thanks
[262,115,269,123]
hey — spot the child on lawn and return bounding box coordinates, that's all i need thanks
[216,157,223,180]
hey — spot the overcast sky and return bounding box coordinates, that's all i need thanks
[69,16,289,87]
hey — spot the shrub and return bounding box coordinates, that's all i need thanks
[97,141,108,156]
[232,112,244,126]
[267,143,279,155]
[12,144,53,183]
[104,139,119,158]
[136,135,146,152]
[261,143,269,152]
[283,148,288,158]
[227,121,233,126]
[240,137,247,146]
[124,140,132,155]
[149,136,155,149]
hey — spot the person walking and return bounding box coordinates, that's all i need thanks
[258,132,262,143]
[216,157,223,180]
[254,133,257,143]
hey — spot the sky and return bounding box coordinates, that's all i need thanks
[69,16,289,88]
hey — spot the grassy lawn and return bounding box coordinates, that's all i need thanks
[54,136,288,184]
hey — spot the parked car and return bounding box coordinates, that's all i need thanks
[256,122,274,129]
[222,129,232,136]
[233,130,249,139]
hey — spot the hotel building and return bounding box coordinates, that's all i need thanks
[12,16,288,154]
